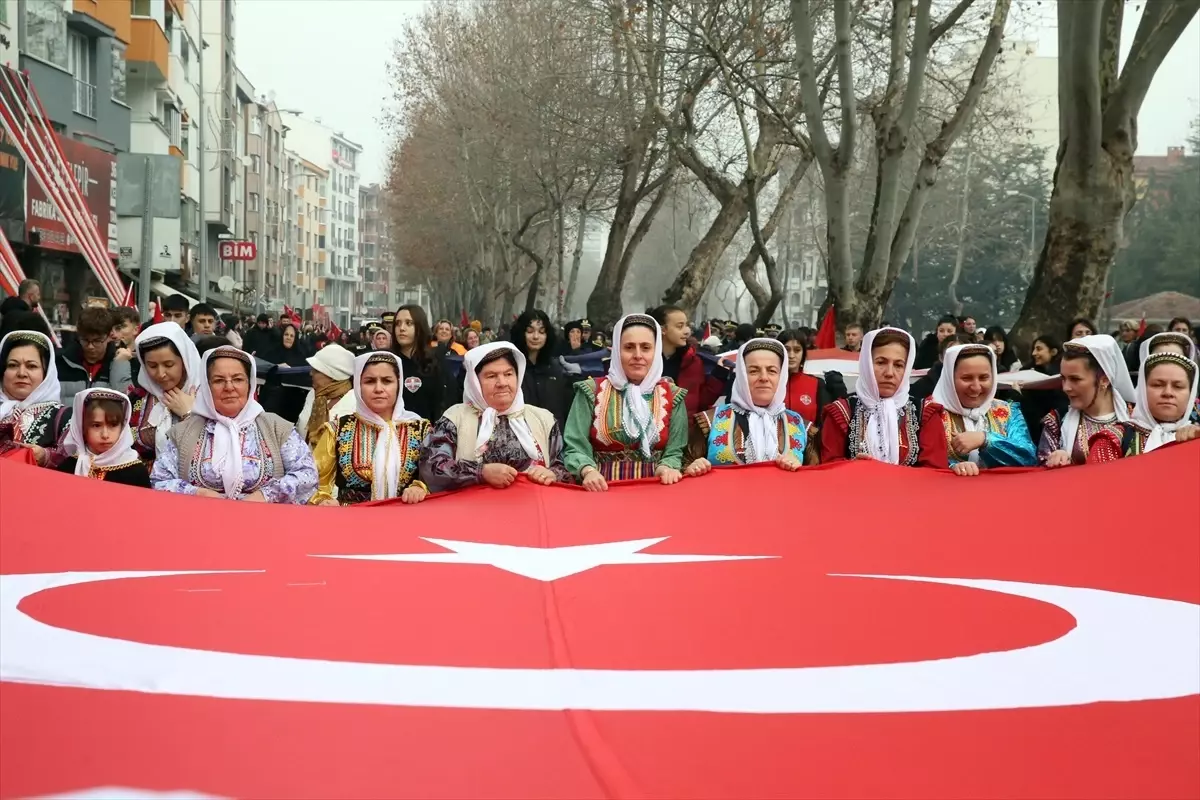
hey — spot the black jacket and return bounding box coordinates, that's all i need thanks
[521,354,574,430]
[56,340,133,405]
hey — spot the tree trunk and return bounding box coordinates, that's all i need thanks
[564,207,587,317]
[662,189,751,317]
[947,149,973,317]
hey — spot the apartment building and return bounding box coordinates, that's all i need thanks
[198,0,236,298]
[283,153,328,313]
[232,68,286,310]
[8,0,128,322]
[279,110,362,327]
[357,183,391,315]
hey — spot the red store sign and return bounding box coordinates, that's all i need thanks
[25,135,118,257]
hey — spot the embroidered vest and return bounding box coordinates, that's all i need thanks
[170,413,291,492]
[332,414,425,503]
[939,401,1012,464]
[844,396,923,466]
[442,403,555,464]
[705,404,806,465]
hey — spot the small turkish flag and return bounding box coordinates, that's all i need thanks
[1,448,1198,798]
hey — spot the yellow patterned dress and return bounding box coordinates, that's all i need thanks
[309,413,430,505]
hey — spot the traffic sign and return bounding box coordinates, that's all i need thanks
[218,240,257,261]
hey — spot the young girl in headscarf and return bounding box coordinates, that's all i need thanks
[419,341,571,493]
[1039,334,1137,467]
[685,338,806,474]
[562,313,690,491]
[59,388,150,486]
[819,327,945,467]
[310,351,430,506]
[927,343,1037,476]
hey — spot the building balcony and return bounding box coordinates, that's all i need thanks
[128,17,170,83]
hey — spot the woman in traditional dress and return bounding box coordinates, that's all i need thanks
[419,341,571,492]
[151,345,317,502]
[0,330,70,467]
[819,327,945,467]
[310,351,431,506]
[685,338,805,475]
[1038,334,1137,467]
[295,343,356,448]
[1086,352,1199,462]
[59,388,150,486]
[927,343,1036,476]
[563,313,689,491]
[128,322,202,463]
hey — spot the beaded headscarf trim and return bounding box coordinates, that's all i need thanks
[364,352,398,368]
[1144,352,1197,383]
[136,335,172,355]
[622,313,656,332]
[956,344,993,360]
[1149,332,1194,356]
[474,346,516,370]
[743,339,786,362]
[209,346,251,366]
[2,331,50,352]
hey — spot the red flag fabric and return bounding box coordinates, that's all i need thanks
[328,321,343,342]
[460,309,470,328]
[814,305,837,349]
[283,305,302,327]
[1137,316,1147,337]
[151,299,163,324]
[1,446,1198,798]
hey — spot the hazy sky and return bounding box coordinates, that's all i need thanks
[234,0,1200,185]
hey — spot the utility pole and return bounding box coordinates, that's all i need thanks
[197,0,207,303]
[136,157,154,319]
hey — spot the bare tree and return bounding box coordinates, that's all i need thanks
[792,0,1012,329]
[1010,0,1200,348]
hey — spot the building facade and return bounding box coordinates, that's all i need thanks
[282,154,327,314]
[8,0,129,324]
[198,0,236,299]
[357,182,390,315]
[1,0,17,67]
[279,110,362,327]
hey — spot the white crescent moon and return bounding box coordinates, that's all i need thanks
[1,571,1197,713]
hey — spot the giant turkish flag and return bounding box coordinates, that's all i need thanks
[1,445,1198,799]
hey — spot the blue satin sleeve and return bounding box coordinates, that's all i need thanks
[980,402,1037,467]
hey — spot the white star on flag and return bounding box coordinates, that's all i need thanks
[309,536,777,582]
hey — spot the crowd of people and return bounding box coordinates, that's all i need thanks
[0,279,1196,505]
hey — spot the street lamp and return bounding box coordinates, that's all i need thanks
[1006,190,1037,277]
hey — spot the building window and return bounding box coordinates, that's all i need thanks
[164,104,180,147]
[181,122,192,161]
[68,33,95,117]
[250,116,262,136]
[132,0,152,16]
[248,193,260,212]
[0,1,7,25]
[250,154,260,173]
[110,43,127,104]
[25,0,68,68]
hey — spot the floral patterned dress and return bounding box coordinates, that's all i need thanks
[419,415,572,493]
[931,400,1037,468]
[0,402,70,467]
[151,420,318,503]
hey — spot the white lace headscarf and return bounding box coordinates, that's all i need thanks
[606,313,664,458]
[1059,334,1137,453]
[854,327,917,464]
[62,388,139,476]
[191,346,264,497]
[353,351,422,500]
[932,344,997,464]
[1130,352,1198,453]
[134,322,203,454]
[730,338,789,463]
[463,342,540,461]
[0,330,60,420]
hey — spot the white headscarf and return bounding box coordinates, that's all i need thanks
[191,346,264,497]
[0,330,61,420]
[353,351,422,500]
[606,313,664,458]
[1138,331,1198,364]
[730,338,789,463]
[1059,334,1137,453]
[1130,352,1198,453]
[62,387,140,476]
[463,342,540,462]
[932,344,998,464]
[134,322,203,454]
[854,327,917,464]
